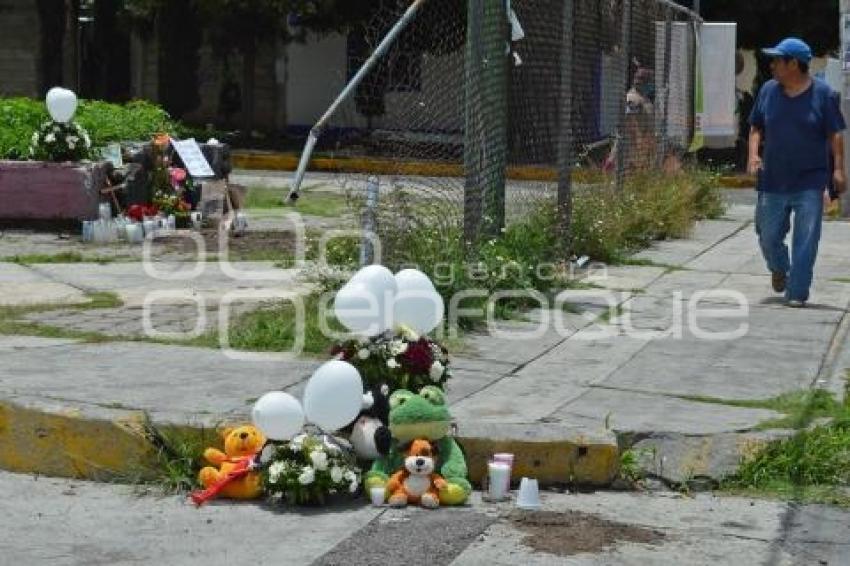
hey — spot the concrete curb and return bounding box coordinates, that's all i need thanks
[232,150,754,189]
[0,397,620,487]
[231,151,602,184]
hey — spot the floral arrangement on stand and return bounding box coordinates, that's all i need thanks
[261,432,361,506]
[28,87,92,162]
[149,135,193,222]
[331,266,450,394]
[29,120,92,162]
[331,327,452,392]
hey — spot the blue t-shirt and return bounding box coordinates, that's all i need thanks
[749,78,846,193]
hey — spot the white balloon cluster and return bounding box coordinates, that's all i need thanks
[45,87,78,124]
[251,360,365,441]
[333,266,444,337]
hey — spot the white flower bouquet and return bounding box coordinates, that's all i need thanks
[29,120,92,162]
[261,433,361,505]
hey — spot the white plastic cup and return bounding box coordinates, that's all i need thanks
[370,486,386,507]
[516,477,541,510]
[487,462,511,501]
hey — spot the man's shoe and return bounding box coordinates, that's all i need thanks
[771,271,787,293]
[787,299,806,308]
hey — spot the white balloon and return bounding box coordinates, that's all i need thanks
[303,361,364,432]
[393,288,445,335]
[251,391,304,441]
[46,87,78,123]
[334,281,387,336]
[392,269,442,334]
[394,269,437,293]
[350,265,397,305]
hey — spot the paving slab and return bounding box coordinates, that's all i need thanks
[29,261,311,307]
[0,340,318,427]
[0,262,86,306]
[553,387,783,435]
[6,470,848,566]
[598,335,822,401]
[453,491,850,566]
[632,219,747,267]
[0,470,383,566]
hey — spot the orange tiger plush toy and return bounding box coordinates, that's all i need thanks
[386,439,447,508]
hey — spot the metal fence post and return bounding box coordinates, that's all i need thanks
[464,0,508,245]
[658,12,673,168]
[615,0,632,192]
[841,1,850,218]
[360,176,379,267]
[557,0,575,259]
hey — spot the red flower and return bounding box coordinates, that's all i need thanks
[330,344,350,360]
[126,204,145,222]
[401,338,434,375]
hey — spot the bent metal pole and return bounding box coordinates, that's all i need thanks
[286,0,429,202]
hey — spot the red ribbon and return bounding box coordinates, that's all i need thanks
[190,456,255,506]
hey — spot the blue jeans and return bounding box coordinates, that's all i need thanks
[755,189,823,302]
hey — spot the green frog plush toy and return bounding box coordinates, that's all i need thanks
[365,386,471,505]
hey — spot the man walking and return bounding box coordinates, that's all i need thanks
[748,37,846,307]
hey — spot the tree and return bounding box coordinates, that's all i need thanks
[121,0,375,132]
[676,0,839,55]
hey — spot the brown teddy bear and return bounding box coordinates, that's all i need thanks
[192,425,266,504]
[385,439,447,509]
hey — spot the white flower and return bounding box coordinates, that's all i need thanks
[53,125,61,133]
[344,470,357,482]
[430,361,444,382]
[289,433,306,452]
[398,325,420,341]
[309,450,329,471]
[357,348,370,360]
[298,466,315,485]
[268,461,286,482]
[389,340,408,356]
[45,133,55,143]
[387,359,399,369]
[31,132,38,144]
[66,135,78,144]
[68,141,75,150]
[330,466,344,483]
[349,480,359,493]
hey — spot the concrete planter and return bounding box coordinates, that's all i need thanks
[0,160,108,225]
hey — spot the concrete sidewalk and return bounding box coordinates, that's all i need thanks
[2,199,850,487]
[3,470,848,566]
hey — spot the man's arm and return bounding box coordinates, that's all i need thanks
[747,126,763,175]
[831,132,846,195]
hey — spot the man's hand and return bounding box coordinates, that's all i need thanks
[833,168,847,195]
[747,155,763,176]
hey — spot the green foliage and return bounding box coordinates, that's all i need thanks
[140,423,213,493]
[571,169,726,263]
[0,98,49,160]
[224,294,345,356]
[720,382,850,504]
[75,100,183,148]
[0,97,183,160]
[698,0,839,55]
[678,389,845,431]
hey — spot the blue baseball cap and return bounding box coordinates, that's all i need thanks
[761,37,813,64]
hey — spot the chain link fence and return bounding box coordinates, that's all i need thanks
[311,0,701,268]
